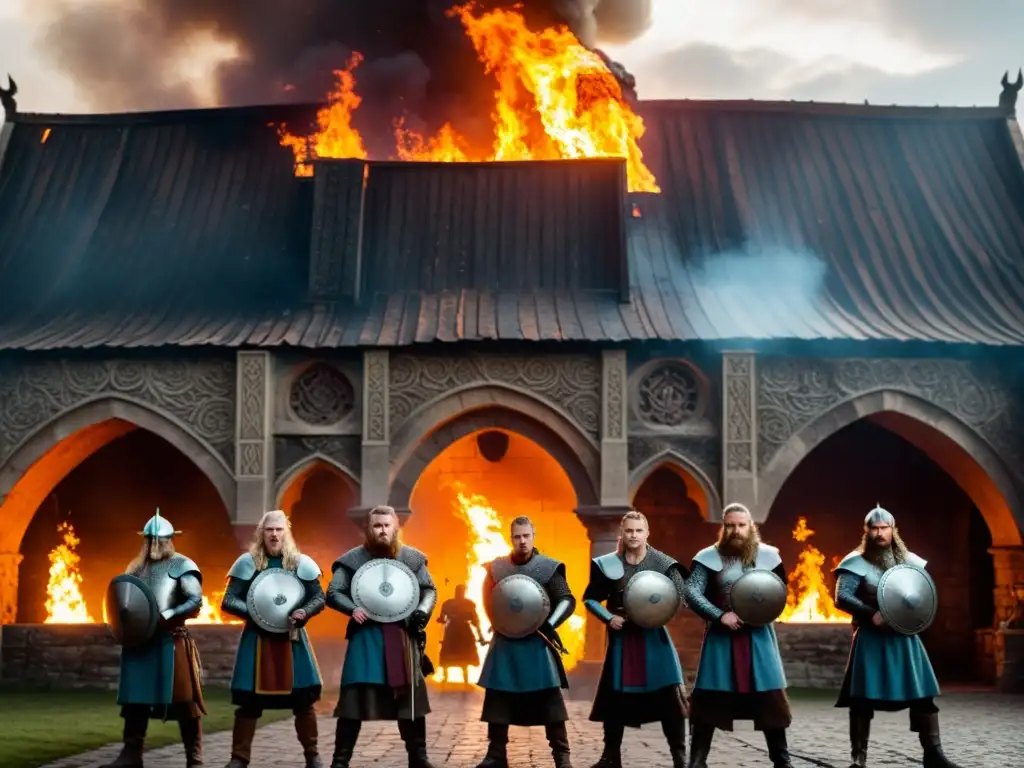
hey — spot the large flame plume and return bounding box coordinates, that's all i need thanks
[434,486,585,684]
[279,4,658,193]
[778,517,850,624]
[44,522,94,624]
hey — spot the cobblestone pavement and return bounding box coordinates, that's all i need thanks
[44,689,1023,768]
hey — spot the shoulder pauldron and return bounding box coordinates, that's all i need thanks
[594,552,624,580]
[227,553,256,580]
[169,555,202,581]
[692,545,723,572]
[296,554,322,581]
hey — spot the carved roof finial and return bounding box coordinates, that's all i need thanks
[999,68,1023,113]
[0,75,17,121]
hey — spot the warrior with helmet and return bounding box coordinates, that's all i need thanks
[833,505,963,768]
[101,510,206,768]
[684,502,794,768]
[582,510,690,768]
[473,515,576,768]
[325,504,438,768]
[220,509,326,768]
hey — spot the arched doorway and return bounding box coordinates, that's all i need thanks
[628,455,719,677]
[391,395,597,686]
[759,393,1019,683]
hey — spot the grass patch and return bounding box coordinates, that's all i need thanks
[0,687,291,768]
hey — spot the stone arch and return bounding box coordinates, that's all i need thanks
[0,396,236,552]
[758,389,1023,546]
[388,386,600,509]
[274,454,360,508]
[628,450,722,521]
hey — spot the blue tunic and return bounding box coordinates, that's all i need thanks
[684,545,788,693]
[478,633,563,692]
[833,551,941,704]
[118,629,176,706]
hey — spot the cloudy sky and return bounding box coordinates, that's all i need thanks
[0,0,1020,116]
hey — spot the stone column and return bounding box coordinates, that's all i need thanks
[0,551,23,624]
[348,350,392,524]
[722,351,758,519]
[234,351,274,547]
[600,349,629,507]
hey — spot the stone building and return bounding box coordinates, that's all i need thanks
[1,85,1023,687]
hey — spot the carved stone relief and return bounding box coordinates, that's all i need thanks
[724,354,755,473]
[630,359,708,431]
[274,436,362,482]
[757,357,1021,473]
[388,353,601,438]
[628,436,720,492]
[288,363,355,426]
[0,357,236,468]
[236,353,269,478]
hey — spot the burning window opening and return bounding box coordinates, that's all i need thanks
[403,429,590,685]
[777,516,851,624]
[277,5,659,194]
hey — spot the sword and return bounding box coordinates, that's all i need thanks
[408,632,416,722]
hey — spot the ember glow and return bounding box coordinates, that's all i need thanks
[278,4,658,193]
[45,522,94,624]
[778,517,850,623]
[189,590,242,625]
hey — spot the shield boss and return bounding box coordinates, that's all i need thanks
[877,563,938,635]
[105,574,160,648]
[351,558,421,624]
[489,574,550,639]
[623,570,681,628]
[730,569,788,627]
[247,568,307,633]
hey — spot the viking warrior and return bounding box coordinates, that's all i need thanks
[102,511,206,768]
[220,510,326,768]
[582,510,690,768]
[684,502,793,768]
[325,504,438,768]
[436,583,486,684]
[833,505,962,768]
[474,515,576,768]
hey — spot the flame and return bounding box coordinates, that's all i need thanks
[433,486,586,684]
[40,128,51,144]
[188,590,242,625]
[45,523,94,623]
[778,517,851,624]
[277,5,658,194]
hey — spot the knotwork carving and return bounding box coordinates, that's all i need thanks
[364,351,388,442]
[603,352,626,440]
[389,354,601,437]
[274,436,362,481]
[289,363,355,426]
[0,358,235,466]
[636,361,703,428]
[724,354,755,472]
[757,357,1016,470]
[238,354,266,441]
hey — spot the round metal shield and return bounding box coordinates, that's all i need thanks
[105,574,159,648]
[877,563,938,636]
[351,558,420,624]
[247,568,307,633]
[623,570,681,628]
[730,569,788,627]
[489,574,550,639]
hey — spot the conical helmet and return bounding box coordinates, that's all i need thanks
[864,504,895,527]
[139,508,181,538]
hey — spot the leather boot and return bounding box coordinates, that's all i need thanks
[222,715,259,768]
[848,711,870,768]
[545,722,572,768]
[763,729,793,768]
[101,713,149,768]
[590,722,623,768]
[330,719,361,768]
[687,723,714,768]
[178,717,204,766]
[916,713,963,768]
[662,717,687,768]
[398,717,436,768]
[474,723,509,768]
[295,708,323,768]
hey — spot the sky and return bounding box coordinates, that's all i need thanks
[0,0,1021,116]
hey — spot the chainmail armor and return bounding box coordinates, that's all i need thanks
[683,562,724,622]
[835,572,877,623]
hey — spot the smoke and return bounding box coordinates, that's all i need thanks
[32,0,653,119]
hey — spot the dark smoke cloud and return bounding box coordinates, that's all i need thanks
[34,0,652,137]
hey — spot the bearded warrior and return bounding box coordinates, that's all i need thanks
[583,510,690,768]
[102,511,206,768]
[684,503,794,768]
[833,506,963,768]
[220,510,326,768]
[474,516,576,768]
[325,505,438,768]
[436,584,486,684]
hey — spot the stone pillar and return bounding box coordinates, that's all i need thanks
[234,351,274,545]
[722,351,758,519]
[600,350,629,507]
[359,350,391,508]
[991,546,1024,624]
[0,551,23,624]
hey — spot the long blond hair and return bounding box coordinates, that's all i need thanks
[127,537,175,575]
[615,509,650,555]
[249,509,302,571]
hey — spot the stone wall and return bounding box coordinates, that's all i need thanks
[774,624,850,689]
